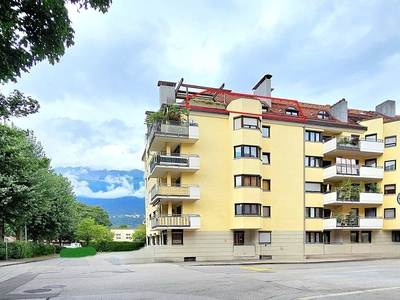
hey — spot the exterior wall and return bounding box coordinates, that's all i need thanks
[111,228,135,241]
[144,89,400,262]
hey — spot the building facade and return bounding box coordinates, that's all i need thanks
[142,75,400,262]
[110,228,135,242]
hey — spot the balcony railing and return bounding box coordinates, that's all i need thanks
[146,119,199,151]
[148,153,200,178]
[148,183,200,205]
[150,214,201,230]
[323,163,383,181]
[323,191,383,205]
[323,136,384,157]
[323,217,383,230]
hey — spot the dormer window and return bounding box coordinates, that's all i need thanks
[262,105,268,113]
[286,106,298,116]
[318,110,329,119]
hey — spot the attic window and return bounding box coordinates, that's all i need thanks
[317,110,329,119]
[262,105,268,113]
[286,106,298,116]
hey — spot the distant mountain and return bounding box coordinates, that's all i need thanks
[55,167,145,228]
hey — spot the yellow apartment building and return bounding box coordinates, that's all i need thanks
[142,75,400,262]
[110,228,135,242]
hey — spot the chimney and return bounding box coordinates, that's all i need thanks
[252,74,273,107]
[375,100,396,117]
[330,98,348,123]
[158,80,176,106]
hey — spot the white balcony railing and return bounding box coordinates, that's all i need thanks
[323,217,383,230]
[323,191,383,205]
[148,183,200,205]
[323,136,384,157]
[148,153,200,178]
[150,214,201,230]
[323,164,384,181]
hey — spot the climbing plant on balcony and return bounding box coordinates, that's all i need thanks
[147,104,189,125]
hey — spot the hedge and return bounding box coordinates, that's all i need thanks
[89,241,144,252]
[0,241,57,260]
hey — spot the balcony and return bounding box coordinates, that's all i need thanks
[150,214,201,230]
[323,163,383,181]
[148,183,200,205]
[323,217,383,230]
[323,191,383,205]
[148,153,200,178]
[323,136,384,158]
[147,119,199,152]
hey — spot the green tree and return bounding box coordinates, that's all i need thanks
[76,218,113,246]
[0,0,112,83]
[132,224,146,244]
[75,202,112,227]
[118,224,130,229]
[0,124,49,239]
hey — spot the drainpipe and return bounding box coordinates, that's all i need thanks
[303,125,306,260]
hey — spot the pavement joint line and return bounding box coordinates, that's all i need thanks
[295,286,400,300]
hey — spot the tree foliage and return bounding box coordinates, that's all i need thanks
[0,0,113,83]
[0,90,40,122]
[0,124,78,242]
[132,224,146,244]
[75,202,112,227]
[76,218,113,246]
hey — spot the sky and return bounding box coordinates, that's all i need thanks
[3,0,400,172]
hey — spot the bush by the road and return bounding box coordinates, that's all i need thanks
[89,241,144,252]
[60,247,96,258]
[0,241,56,260]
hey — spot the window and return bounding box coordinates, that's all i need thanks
[392,231,400,242]
[350,231,359,243]
[384,184,396,195]
[234,231,244,245]
[384,208,396,219]
[171,230,183,245]
[234,175,261,187]
[365,208,376,218]
[162,230,167,245]
[263,206,271,217]
[385,160,396,171]
[365,134,377,141]
[385,136,396,147]
[305,130,322,142]
[262,126,270,137]
[305,182,322,193]
[306,207,323,218]
[365,158,377,167]
[317,110,329,119]
[262,179,271,191]
[234,116,261,130]
[234,145,260,158]
[361,231,371,243]
[305,156,323,167]
[126,233,131,239]
[235,203,261,216]
[262,153,270,164]
[286,106,299,116]
[116,234,121,240]
[262,105,268,113]
[259,231,271,244]
[305,232,323,243]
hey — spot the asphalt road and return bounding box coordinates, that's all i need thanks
[1,254,400,299]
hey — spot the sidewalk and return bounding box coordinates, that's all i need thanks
[0,254,59,268]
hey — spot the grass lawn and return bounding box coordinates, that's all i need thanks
[60,247,96,258]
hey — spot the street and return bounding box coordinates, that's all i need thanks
[1,254,400,299]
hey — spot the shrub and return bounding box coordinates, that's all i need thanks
[0,241,56,260]
[60,247,96,258]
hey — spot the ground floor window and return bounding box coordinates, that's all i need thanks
[172,230,183,245]
[305,232,323,243]
[323,231,330,244]
[350,231,359,243]
[162,230,167,245]
[392,231,400,242]
[234,231,244,245]
[361,231,371,243]
[259,231,271,244]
